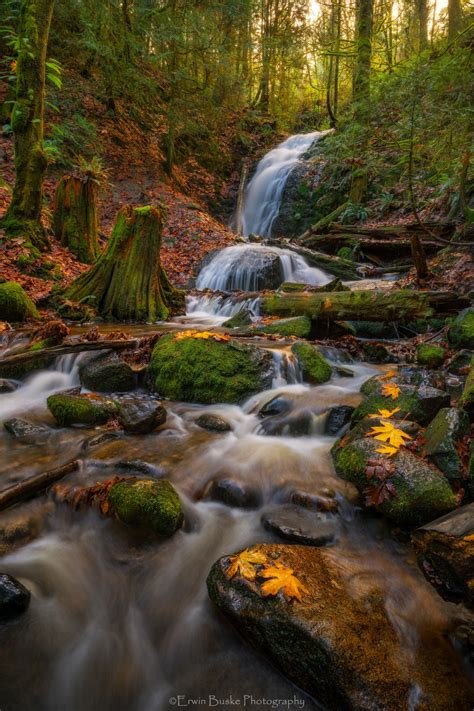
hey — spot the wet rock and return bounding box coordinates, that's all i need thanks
[81,431,121,450]
[423,407,470,480]
[359,342,392,364]
[118,398,167,434]
[0,281,39,322]
[0,379,17,393]
[222,309,253,328]
[353,382,450,426]
[261,504,337,545]
[291,342,332,384]
[116,460,164,477]
[206,478,260,509]
[351,321,398,339]
[447,349,473,375]
[325,405,354,435]
[258,396,293,418]
[79,352,135,393]
[260,316,312,338]
[149,334,273,404]
[47,393,120,427]
[289,489,339,513]
[416,343,446,368]
[196,413,232,432]
[459,355,474,419]
[0,574,31,621]
[207,544,474,711]
[260,410,315,437]
[332,434,456,526]
[412,504,474,610]
[108,478,183,536]
[3,418,51,444]
[334,366,354,377]
[448,308,474,350]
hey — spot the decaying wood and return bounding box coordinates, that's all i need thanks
[0,460,79,512]
[0,339,139,369]
[271,239,363,280]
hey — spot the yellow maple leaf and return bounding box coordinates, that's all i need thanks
[375,444,399,457]
[382,370,397,381]
[260,562,309,602]
[226,547,267,581]
[381,382,401,400]
[366,419,412,449]
[175,330,230,342]
[368,407,401,419]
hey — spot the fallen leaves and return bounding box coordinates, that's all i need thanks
[381,382,401,400]
[175,330,230,342]
[366,419,413,455]
[226,547,267,581]
[364,457,397,506]
[368,407,401,420]
[225,547,308,602]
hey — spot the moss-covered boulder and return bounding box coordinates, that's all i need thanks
[291,342,332,384]
[448,308,474,350]
[0,282,39,322]
[353,382,450,426]
[222,309,253,329]
[207,544,474,711]
[416,343,446,368]
[148,334,273,404]
[79,352,135,392]
[47,393,119,426]
[423,408,470,480]
[108,478,183,536]
[332,435,456,526]
[260,316,312,338]
[459,355,474,419]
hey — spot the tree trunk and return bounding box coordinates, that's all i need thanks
[1,0,54,251]
[66,205,182,321]
[415,0,429,50]
[53,176,100,264]
[351,0,373,204]
[410,234,429,280]
[448,0,462,41]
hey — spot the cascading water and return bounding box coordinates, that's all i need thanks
[238,130,331,238]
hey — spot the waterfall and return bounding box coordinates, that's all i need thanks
[238,130,329,238]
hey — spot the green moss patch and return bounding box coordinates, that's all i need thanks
[0,282,39,322]
[291,342,332,384]
[416,343,446,368]
[448,309,474,350]
[108,478,183,536]
[47,393,119,426]
[261,316,312,338]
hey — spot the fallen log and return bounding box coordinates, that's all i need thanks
[271,239,363,280]
[0,338,139,370]
[0,460,79,512]
[302,233,442,257]
[260,290,470,322]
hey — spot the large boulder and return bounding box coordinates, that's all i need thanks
[332,434,457,526]
[47,393,119,426]
[0,282,39,322]
[117,397,166,434]
[353,381,450,426]
[423,407,470,480]
[207,544,474,710]
[448,308,474,349]
[291,342,332,384]
[412,505,474,610]
[108,478,183,536]
[0,574,31,621]
[3,418,51,445]
[79,352,136,393]
[416,343,446,368]
[148,334,273,404]
[205,478,260,509]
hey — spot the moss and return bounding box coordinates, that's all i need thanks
[53,176,99,264]
[149,334,272,404]
[108,478,183,536]
[352,384,448,426]
[0,282,39,322]
[291,342,332,384]
[423,407,470,479]
[416,343,446,368]
[222,309,253,328]
[261,316,312,338]
[448,309,474,350]
[336,246,354,261]
[47,393,119,426]
[459,355,474,417]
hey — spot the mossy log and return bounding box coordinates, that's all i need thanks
[302,233,442,257]
[271,239,362,280]
[261,290,469,322]
[1,0,55,251]
[53,175,99,263]
[66,205,181,321]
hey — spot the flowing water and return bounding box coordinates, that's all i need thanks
[238,131,330,238]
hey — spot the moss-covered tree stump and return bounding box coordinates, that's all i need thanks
[66,205,181,321]
[53,175,99,263]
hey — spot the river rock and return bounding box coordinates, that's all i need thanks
[332,434,457,526]
[423,407,470,480]
[196,413,232,432]
[325,405,354,435]
[206,478,260,509]
[261,504,337,545]
[47,393,120,426]
[222,309,253,328]
[108,478,183,536]
[207,544,474,710]
[448,307,474,349]
[0,379,17,393]
[260,316,312,338]
[0,574,31,621]
[0,281,39,322]
[353,382,450,426]
[416,343,446,368]
[412,505,474,610]
[149,334,273,404]
[260,409,315,437]
[289,489,339,513]
[291,342,332,384]
[258,396,293,417]
[118,398,167,434]
[81,431,122,450]
[3,418,51,444]
[459,355,474,418]
[79,352,135,393]
[447,349,473,375]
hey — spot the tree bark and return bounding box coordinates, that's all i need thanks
[0,339,139,372]
[351,0,373,204]
[0,461,79,512]
[53,176,100,263]
[448,0,463,41]
[66,205,182,321]
[415,0,429,50]
[1,0,54,251]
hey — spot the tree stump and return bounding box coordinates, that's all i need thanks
[66,205,180,321]
[53,175,99,263]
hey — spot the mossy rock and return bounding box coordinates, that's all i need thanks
[352,383,450,426]
[416,343,446,368]
[108,478,183,536]
[0,282,39,322]
[291,342,332,384]
[332,436,456,526]
[47,393,120,426]
[459,355,474,419]
[448,308,474,350]
[79,353,135,393]
[261,316,312,338]
[148,334,273,404]
[222,309,253,328]
[423,407,470,480]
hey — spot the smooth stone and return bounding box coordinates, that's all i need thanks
[260,410,315,437]
[196,413,232,432]
[118,398,167,434]
[207,478,260,509]
[259,396,293,418]
[3,418,51,444]
[81,431,121,450]
[325,405,354,435]
[0,379,17,393]
[0,574,31,621]
[261,504,337,546]
[289,490,339,513]
[423,407,470,480]
[79,352,135,393]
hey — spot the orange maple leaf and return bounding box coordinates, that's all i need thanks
[368,407,401,419]
[381,382,401,400]
[226,547,267,581]
[260,562,309,602]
